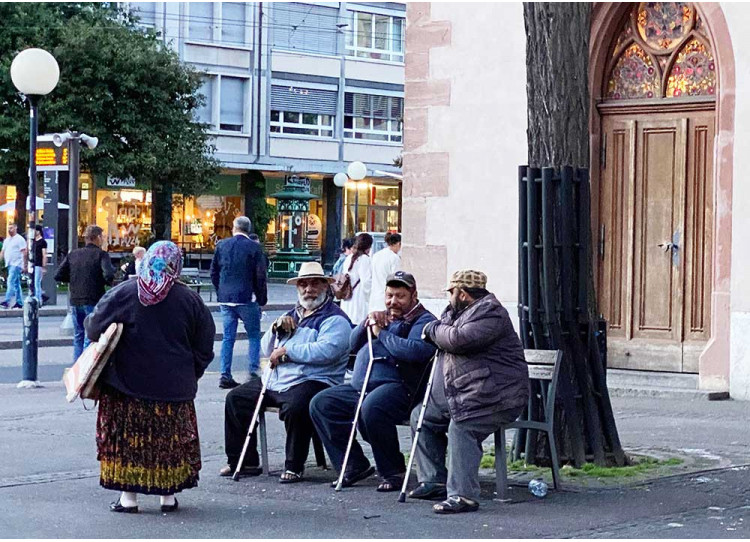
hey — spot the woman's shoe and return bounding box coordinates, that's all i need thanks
[433,495,479,514]
[161,498,179,513]
[110,499,139,514]
[408,482,448,501]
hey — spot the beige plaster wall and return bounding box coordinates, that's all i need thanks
[402,2,527,315]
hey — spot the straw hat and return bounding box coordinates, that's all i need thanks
[287,261,335,284]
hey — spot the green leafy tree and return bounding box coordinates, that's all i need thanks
[0,3,219,237]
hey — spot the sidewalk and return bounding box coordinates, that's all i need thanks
[0,380,748,538]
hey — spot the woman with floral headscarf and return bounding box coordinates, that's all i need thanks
[85,241,215,513]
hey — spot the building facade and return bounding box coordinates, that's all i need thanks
[403,2,750,400]
[99,2,405,270]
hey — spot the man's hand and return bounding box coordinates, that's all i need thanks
[272,316,296,337]
[421,320,438,346]
[269,346,288,369]
[367,311,388,338]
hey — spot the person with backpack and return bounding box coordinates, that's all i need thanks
[337,233,373,325]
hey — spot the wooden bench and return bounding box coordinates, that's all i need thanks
[258,407,328,475]
[180,267,214,301]
[494,349,563,500]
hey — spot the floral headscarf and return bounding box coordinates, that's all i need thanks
[137,241,183,306]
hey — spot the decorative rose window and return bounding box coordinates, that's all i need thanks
[605,2,716,100]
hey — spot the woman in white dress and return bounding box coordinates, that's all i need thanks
[340,233,373,325]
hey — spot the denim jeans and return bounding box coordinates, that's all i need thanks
[4,265,23,306]
[72,305,95,361]
[220,303,261,380]
[34,266,44,306]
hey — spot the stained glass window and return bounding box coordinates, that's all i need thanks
[604,2,716,100]
[666,39,716,97]
[606,44,659,100]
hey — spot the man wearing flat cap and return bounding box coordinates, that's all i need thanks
[410,269,529,514]
[221,262,352,483]
[310,271,437,492]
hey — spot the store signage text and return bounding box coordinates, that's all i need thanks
[107,176,137,188]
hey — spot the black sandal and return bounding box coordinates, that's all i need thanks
[330,465,376,488]
[433,496,479,515]
[279,470,304,484]
[376,475,403,492]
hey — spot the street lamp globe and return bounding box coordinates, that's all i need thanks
[10,48,60,96]
[347,161,367,181]
[333,172,349,188]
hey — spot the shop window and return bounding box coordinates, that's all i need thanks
[176,194,243,250]
[343,180,400,237]
[96,189,152,251]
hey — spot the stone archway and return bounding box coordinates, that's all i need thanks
[589,3,735,390]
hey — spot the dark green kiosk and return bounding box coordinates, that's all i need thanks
[268,175,318,279]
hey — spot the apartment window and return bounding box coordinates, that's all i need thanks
[220,77,246,132]
[221,2,245,45]
[269,85,337,138]
[272,3,338,55]
[346,11,405,62]
[132,2,157,27]
[189,2,214,41]
[197,77,215,126]
[344,93,403,142]
[270,112,334,137]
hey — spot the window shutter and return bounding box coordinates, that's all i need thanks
[220,77,245,128]
[271,85,337,116]
[271,3,338,55]
[345,93,403,119]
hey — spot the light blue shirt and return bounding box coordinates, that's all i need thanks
[261,312,352,393]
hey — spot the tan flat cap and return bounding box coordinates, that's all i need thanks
[446,269,487,291]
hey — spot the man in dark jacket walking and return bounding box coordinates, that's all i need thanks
[54,225,115,361]
[410,269,529,514]
[210,216,268,389]
[310,271,436,492]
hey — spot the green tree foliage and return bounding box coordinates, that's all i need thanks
[0,3,219,234]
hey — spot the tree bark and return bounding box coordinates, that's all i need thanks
[151,180,172,241]
[524,2,590,169]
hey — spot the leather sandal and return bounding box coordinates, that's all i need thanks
[376,475,404,492]
[330,465,376,488]
[408,482,448,501]
[279,470,304,484]
[433,495,480,515]
[110,499,139,514]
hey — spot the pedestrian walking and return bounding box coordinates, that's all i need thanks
[331,237,354,276]
[210,216,268,389]
[0,224,27,309]
[84,241,215,513]
[120,246,146,278]
[31,226,48,306]
[339,233,373,325]
[54,225,115,361]
[369,233,402,312]
[410,270,529,514]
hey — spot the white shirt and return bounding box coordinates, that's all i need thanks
[368,247,401,312]
[340,253,372,325]
[2,234,26,268]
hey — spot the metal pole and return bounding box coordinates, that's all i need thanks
[354,181,359,234]
[68,134,80,253]
[21,96,40,386]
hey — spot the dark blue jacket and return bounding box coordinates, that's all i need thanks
[210,234,268,306]
[350,303,437,407]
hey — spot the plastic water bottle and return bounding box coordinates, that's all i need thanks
[528,478,548,498]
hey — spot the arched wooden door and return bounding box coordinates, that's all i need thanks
[596,3,716,372]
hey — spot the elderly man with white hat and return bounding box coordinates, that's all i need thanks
[221,262,352,483]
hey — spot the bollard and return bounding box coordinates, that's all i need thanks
[18,296,42,388]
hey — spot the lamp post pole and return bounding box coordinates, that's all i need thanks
[68,133,81,253]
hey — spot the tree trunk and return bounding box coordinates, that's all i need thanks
[521,3,625,467]
[524,2,590,169]
[14,181,28,233]
[151,180,172,241]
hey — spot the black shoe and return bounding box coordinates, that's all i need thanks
[219,377,240,389]
[219,464,262,477]
[161,498,179,513]
[408,482,448,501]
[433,495,479,515]
[110,499,139,514]
[0,302,8,309]
[330,465,376,488]
[12,303,22,309]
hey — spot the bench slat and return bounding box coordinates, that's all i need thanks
[527,365,554,380]
[523,349,558,365]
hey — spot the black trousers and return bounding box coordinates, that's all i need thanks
[224,379,329,473]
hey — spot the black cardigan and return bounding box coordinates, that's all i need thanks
[84,280,215,402]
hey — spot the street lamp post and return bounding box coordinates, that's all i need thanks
[11,48,60,388]
[347,161,367,234]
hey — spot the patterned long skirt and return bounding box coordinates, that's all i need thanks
[96,386,201,495]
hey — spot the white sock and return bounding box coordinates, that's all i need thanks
[160,495,176,506]
[120,491,138,507]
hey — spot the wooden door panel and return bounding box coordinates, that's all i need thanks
[632,120,685,345]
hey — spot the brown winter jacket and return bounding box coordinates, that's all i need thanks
[425,293,529,423]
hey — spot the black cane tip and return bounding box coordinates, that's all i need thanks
[232,473,240,481]
[398,493,406,503]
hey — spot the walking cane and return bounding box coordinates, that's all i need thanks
[398,352,439,503]
[232,335,281,482]
[335,324,378,492]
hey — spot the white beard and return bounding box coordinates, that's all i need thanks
[299,290,327,311]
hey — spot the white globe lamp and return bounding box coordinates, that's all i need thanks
[347,161,367,181]
[11,48,60,96]
[333,172,348,188]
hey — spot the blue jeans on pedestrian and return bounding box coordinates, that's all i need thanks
[34,266,44,306]
[72,305,95,361]
[220,303,261,380]
[4,265,23,306]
